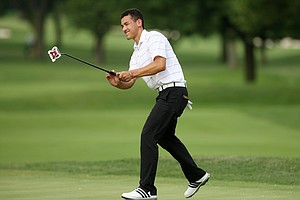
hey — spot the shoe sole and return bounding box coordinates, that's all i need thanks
[121,195,157,200]
[186,175,210,198]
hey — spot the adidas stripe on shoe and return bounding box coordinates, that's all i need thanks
[121,188,157,200]
[184,172,210,198]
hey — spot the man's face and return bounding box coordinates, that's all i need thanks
[121,15,141,41]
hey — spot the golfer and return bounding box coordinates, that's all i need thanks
[106,8,210,200]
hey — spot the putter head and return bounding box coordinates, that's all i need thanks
[48,46,61,62]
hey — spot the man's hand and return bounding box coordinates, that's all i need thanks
[106,70,120,87]
[118,71,134,82]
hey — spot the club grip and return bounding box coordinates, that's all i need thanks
[108,71,116,76]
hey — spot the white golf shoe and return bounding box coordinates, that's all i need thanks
[184,172,210,198]
[121,188,157,200]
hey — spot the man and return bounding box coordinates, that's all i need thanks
[106,8,210,200]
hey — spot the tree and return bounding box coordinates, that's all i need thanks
[64,0,300,81]
[224,0,300,82]
[64,0,115,64]
[12,0,56,59]
[117,0,300,83]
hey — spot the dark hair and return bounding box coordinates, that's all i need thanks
[120,8,144,29]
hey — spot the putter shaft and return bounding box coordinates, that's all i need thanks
[62,53,116,75]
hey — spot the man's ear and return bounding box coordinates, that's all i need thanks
[136,19,143,27]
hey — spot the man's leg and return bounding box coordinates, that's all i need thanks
[139,98,174,195]
[158,116,206,182]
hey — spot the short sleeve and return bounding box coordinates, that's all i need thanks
[148,33,167,60]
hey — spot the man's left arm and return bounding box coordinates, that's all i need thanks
[118,56,166,82]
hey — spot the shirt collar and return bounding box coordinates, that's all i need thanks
[134,29,148,50]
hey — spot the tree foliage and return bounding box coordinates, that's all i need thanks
[64,0,117,63]
[0,0,11,16]
[62,0,300,81]
[10,0,57,59]
[222,0,300,82]
[2,0,299,81]
[227,0,300,39]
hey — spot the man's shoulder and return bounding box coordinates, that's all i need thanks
[146,30,166,39]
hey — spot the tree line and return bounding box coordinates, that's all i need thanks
[1,0,299,82]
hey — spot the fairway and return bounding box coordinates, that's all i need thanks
[0,108,299,163]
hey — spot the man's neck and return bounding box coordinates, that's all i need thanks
[134,28,144,44]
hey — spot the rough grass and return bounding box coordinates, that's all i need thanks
[1,156,299,186]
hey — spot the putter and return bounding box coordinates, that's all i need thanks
[48,46,116,75]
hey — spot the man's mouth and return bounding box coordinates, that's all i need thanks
[125,30,129,36]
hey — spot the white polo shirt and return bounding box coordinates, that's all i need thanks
[129,29,186,90]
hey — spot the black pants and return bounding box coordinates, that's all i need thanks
[139,87,206,195]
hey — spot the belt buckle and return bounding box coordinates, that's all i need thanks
[158,82,175,92]
[157,86,163,92]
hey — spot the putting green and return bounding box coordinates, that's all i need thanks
[0,170,298,200]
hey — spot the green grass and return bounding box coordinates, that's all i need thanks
[1,157,299,185]
[1,171,298,200]
[1,157,299,200]
[0,108,299,163]
[0,14,300,199]
[1,157,299,199]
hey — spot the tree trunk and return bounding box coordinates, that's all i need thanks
[220,16,229,63]
[25,0,51,60]
[225,21,256,83]
[244,39,256,82]
[220,28,227,63]
[220,27,238,68]
[95,35,105,64]
[260,38,267,65]
[227,27,238,68]
[53,7,62,48]
[32,16,45,59]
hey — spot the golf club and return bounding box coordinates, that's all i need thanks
[48,46,116,75]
